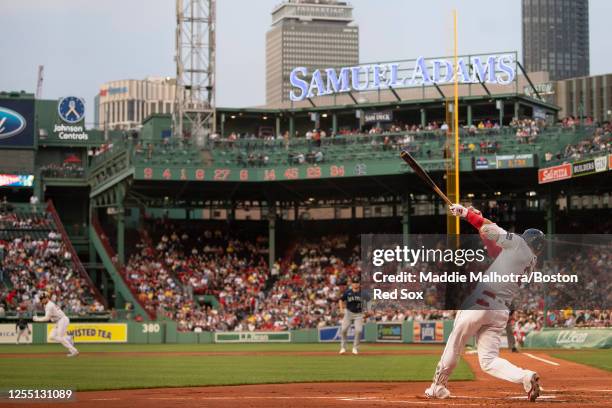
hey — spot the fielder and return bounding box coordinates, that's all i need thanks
[33,293,79,357]
[15,317,31,344]
[425,204,544,402]
[339,276,364,355]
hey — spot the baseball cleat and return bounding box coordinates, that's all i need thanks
[526,372,540,402]
[339,348,346,354]
[67,351,79,358]
[511,346,519,353]
[424,383,451,399]
[352,348,358,355]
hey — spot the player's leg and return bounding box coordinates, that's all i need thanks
[352,314,363,354]
[476,311,540,401]
[16,329,21,344]
[426,310,482,398]
[339,311,351,353]
[54,318,78,355]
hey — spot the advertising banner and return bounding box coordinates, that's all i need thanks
[364,110,393,124]
[572,157,607,178]
[0,323,33,344]
[0,174,34,187]
[318,325,365,342]
[474,156,493,170]
[0,98,35,148]
[496,154,534,169]
[413,321,444,343]
[46,323,127,343]
[376,322,402,342]
[538,163,572,184]
[524,329,612,349]
[214,331,291,343]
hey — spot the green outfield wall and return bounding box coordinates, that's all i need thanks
[524,328,612,349]
[23,322,611,348]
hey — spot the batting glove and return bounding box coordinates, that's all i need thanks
[449,204,468,218]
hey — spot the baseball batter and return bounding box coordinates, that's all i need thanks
[33,293,79,357]
[339,276,364,355]
[425,204,544,402]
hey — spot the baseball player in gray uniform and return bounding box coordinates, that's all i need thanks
[339,276,364,355]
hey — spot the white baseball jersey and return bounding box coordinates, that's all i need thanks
[467,224,537,309]
[38,301,67,323]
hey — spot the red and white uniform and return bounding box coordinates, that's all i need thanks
[427,210,537,396]
[34,301,78,354]
[463,225,537,310]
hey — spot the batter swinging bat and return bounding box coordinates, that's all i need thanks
[400,149,453,206]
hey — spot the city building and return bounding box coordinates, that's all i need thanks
[522,0,589,81]
[265,0,359,106]
[554,73,612,122]
[94,77,176,130]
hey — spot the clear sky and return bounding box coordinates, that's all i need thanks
[2,0,611,124]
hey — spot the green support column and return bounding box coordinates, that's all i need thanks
[115,186,126,265]
[467,105,473,126]
[268,204,276,270]
[332,113,338,134]
[102,270,109,304]
[420,108,426,128]
[88,204,96,264]
[117,208,125,264]
[289,116,295,138]
[33,168,43,203]
[543,189,556,328]
[498,100,504,127]
[401,195,411,246]
[546,189,555,244]
[275,116,281,138]
[514,102,520,120]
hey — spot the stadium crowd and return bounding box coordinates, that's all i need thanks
[113,219,611,333]
[0,225,104,316]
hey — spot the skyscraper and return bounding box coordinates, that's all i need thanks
[266,0,359,106]
[522,0,589,81]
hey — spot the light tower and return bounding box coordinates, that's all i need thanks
[173,0,216,143]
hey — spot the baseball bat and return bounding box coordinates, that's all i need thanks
[400,149,453,206]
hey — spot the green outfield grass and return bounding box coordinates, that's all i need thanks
[550,349,612,372]
[0,343,473,391]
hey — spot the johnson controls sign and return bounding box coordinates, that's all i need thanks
[289,53,517,102]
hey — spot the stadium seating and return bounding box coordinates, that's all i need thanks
[126,122,607,171]
[0,203,105,317]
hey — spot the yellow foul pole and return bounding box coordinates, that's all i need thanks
[453,10,460,235]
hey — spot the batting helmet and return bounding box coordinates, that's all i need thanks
[522,228,545,254]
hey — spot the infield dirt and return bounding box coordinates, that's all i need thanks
[8,348,612,408]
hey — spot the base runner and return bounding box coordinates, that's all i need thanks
[33,293,79,357]
[339,276,364,355]
[425,204,544,402]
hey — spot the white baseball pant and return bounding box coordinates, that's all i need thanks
[340,310,364,351]
[432,309,532,389]
[50,317,77,354]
